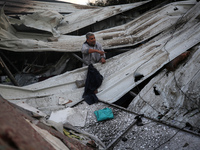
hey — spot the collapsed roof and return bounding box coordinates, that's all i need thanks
[0,0,200,149]
[0,0,97,14]
[0,1,150,52]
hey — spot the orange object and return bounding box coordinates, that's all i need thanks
[165,51,190,71]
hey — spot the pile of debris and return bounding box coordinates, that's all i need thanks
[0,0,200,149]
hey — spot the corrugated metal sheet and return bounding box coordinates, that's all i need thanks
[57,1,151,34]
[0,0,97,15]
[97,1,197,49]
[0,1,196,52]
[0,1,200,149]
[0,1,199,113]
[128,45,200,130]
[7,1,149,37]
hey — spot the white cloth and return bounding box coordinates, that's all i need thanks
[48,107,87,127]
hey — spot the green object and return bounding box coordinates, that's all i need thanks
[94,108,114,121]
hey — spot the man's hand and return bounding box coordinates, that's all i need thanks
[88,49,106,55]
[98,50,106,55]
[100,57,106,64]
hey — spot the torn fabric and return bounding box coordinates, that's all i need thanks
[83,64,103,105]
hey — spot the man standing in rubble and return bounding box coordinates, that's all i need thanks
[81,32,106,66]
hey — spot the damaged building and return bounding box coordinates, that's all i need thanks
[0,0,200,149]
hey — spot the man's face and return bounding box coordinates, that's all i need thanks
[87,35,96,46]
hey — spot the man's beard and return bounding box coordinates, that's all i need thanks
[89,42,95,46]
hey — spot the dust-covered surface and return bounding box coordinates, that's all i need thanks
[74,101,136,147]
[128,45,200,132]
[74,101,200,149]
[1,0,200,149]
[113,118,200,150]
[0,0,97,14]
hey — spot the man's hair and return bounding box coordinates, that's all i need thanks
[86,32,94,39]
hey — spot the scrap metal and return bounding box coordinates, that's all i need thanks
[0,0,200,149]
[0,1,200,111]
[0,0,97,15]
